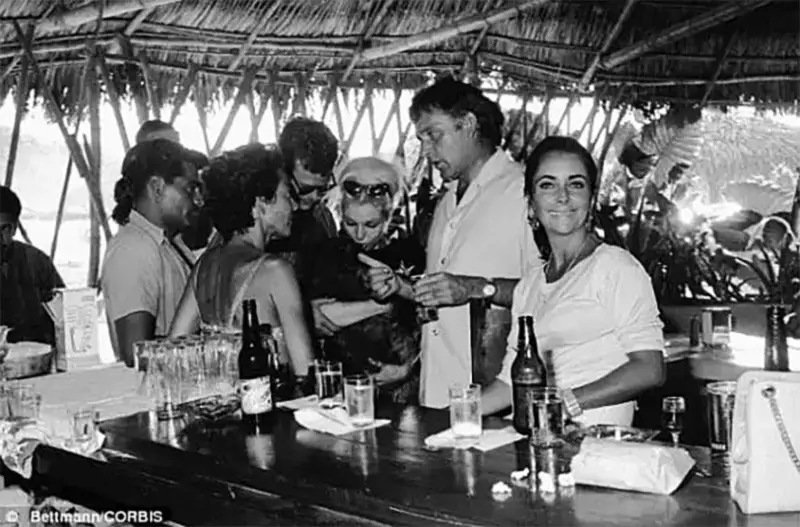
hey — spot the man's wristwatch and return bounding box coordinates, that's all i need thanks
[481,279,497,300]
[562,388,583,418]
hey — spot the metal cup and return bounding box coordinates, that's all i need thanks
[706,381,736,452]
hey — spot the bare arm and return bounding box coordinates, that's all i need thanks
[168,280,201,338]
[480,350,665,416]
[114,312,156,368]
[462,276,518,308]
[318,300,391,327]
[266,261,314,377]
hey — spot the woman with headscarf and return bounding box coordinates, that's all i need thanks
[303,156,425,405]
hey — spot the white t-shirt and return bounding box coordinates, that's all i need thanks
[497,244,664,426]
[420,149,540,408]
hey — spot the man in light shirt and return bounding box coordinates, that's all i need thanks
[101,139,206,367]
[365,78,539,408]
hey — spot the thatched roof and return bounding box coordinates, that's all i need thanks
[0,0,798,118]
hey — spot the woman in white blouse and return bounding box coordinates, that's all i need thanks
[481,136,665,426]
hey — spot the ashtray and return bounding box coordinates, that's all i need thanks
[565,424,659,444]
[183,395,240,421]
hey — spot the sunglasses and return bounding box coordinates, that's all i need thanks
[289,174,335,198]
[343,180,392,198]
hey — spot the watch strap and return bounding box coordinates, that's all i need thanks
[562,388,583,418]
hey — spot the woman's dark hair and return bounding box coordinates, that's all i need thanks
[203,143,285,242]
[0,185,22,221]
[409,77,505,149]
[523,136,599,261]
[113,139,200,225]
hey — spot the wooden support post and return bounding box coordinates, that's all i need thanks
[376,85,402,153]
[292,72,308,117]
[51,154,74,259]
[3,25,32,188]
[589,87,627,154]
[366,94,379,155]
[211,68,256,156]
[517,94,552,161]
[577,93,603,142]
[343,83,374,156]
[502,94,530,150]
[460,0,505,78]
[597,104,629,180]
[271,81,288,144]
[138,50,161,120]
[246,88,270,144]
[332,90,346,144]
[36,0,179,33]
[579,0,638,89]
[0,54,21,86]
[87,60,103,287]
[168,64,198,126]
[342,0,398,82]
[193,76,212,154]
[320,76,339,121]
[600,0,773,71]
[553,94,578,133]
[96,53,130,151]
[13,22,111,242]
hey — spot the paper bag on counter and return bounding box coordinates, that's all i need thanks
[45,288,104,371]
[571,438,695,495]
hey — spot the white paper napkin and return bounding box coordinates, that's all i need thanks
[277,395,321,411]
[424,426,524,451]
[571,438,695,495]
[294,406,390,436]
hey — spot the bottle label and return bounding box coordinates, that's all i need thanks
[238,376,273,415]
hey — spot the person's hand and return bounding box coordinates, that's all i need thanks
[311,298,341,337]
[357,254,399,300]
[413,272,475,307]
[367,358,411,386]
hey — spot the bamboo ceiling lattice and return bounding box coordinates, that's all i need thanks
[0,0,797,118]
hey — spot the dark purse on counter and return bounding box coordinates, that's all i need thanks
[469,299,512,387]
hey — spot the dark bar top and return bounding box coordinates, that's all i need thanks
[32,404,800,526]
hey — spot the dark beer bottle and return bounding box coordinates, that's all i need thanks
[511,315,546,435]
[239,299,274,431]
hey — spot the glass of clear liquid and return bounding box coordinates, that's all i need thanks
[449,383,482,448]
[314,360,343,408]
[345,374,375,426]
[528,388,565,448]
[662,396,686,447]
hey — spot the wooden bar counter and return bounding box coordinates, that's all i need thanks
[29,403,800,526]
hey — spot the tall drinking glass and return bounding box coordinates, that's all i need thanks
[314,360,343,408]
[662,396,686,447]
[528,388,564,448]
[449,384,482,448]
[344,374,375,426]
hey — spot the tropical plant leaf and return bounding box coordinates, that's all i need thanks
[634,106,704,187]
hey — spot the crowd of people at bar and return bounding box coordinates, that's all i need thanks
[4,77,730,427]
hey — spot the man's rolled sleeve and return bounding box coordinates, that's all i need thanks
[101,243,161,322]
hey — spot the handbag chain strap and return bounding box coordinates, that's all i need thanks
[761,385,800,472]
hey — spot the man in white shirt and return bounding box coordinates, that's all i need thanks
[365,78,539,408]
[101,139,206,367]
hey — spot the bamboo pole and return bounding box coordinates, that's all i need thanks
[589,87,626,154]
[292,73,308,117]
[87,62,102,287]
[0,54,21,85]
[597,104,629,177]
[36,0,179,33]
[342,83,375,156]
[376,86,402,153]
[600,0,774,70]
[228,3,280,72]
[193,77,212,154]
[366,95,379,154]
[95,53,131,151]
[3,25,33,188]
[358,0,550,62]
[552,94,578,134]
[331,90,346,146]
[138,50,161,120]
[700,30,738,107]
[576,93,603,142]
[211,68,256,156]
[124,7,154,36]
[460,0,505,77]
[12,22,112,241]
[501,94,530,151]
[51,155,74,259]
[246,92,258,144]
[342,0,398,82]
[116,35,148,124]
[517,94,552,161]
[579,0,638,89]
[320,79,338,121]
[168,64,198,126]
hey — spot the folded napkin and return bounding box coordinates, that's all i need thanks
[0,418,105,479]
[294,406,390,436]
[571,438,695,495]
[424,426,524,452]
[277,395,321,411]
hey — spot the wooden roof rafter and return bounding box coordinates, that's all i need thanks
[342,0,398,82]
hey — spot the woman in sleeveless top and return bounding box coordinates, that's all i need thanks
[169,144,314,378]
[303,157,424,405]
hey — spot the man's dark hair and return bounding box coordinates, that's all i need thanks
[278,117,339,177]
[113,139,207,226]
[203,143,286,242]
[0,185,22,220]
[136,120,178,144]
[409,77,505,149]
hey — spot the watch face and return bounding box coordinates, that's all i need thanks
[483,283,496,298]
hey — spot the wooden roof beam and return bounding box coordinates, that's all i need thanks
[699,29,738,106]
[579,0,638,90]
[36,0,179,34]
[358,0,551,62]
[342,0,397,82]
[123,7,154,36]
[460,0,505,82]
[600,0,775,70]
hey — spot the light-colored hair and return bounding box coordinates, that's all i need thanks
[330,155,407,218]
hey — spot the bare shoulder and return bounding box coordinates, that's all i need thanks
[254,256,298,286]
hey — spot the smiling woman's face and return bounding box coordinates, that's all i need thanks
[529,151,593,237]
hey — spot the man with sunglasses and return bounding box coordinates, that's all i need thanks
[269,117,341,336]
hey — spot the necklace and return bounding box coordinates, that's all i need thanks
[545,235,593,281]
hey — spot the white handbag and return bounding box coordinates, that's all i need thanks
[731,370,800,514]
